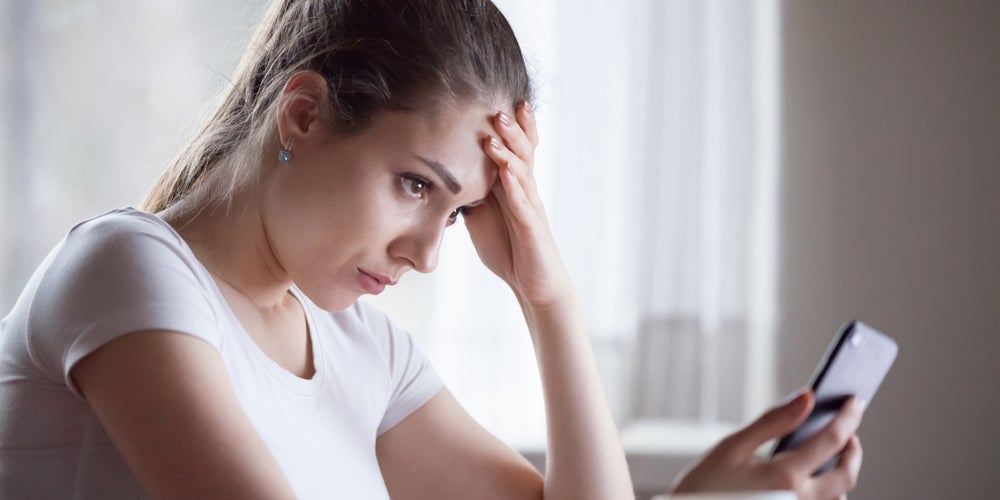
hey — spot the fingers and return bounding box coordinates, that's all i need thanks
[808,435,863,498]
[719,390,814,460]
[484,130,544,214]
[841,434,863,482]
[784,397,865,477]
[480,102,547,245]
[516,101,539,148]
[494,101,537,167]
[487,137,534,229]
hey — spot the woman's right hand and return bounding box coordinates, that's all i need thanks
[465,103,576,312]
[670,391,865,499]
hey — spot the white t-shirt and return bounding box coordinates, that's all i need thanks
[0,208,443,499]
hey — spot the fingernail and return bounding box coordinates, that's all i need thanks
[788,389,811,410]
[498,112,511,126]
[522,101,533,114]
[785,387,809,402]
[489,136,502,150]
[856,398,868,412]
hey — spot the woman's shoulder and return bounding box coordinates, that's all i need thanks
[28,206,217,320]
[65,207,185,248]
[48,207,206,280]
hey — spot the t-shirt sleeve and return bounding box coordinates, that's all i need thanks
[26,210,222,396]
[356,301,443,436]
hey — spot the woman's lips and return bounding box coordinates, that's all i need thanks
[357,270,388,295]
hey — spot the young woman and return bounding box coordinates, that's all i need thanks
[0,0,864,498]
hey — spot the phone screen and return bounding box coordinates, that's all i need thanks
[770,321,898,474]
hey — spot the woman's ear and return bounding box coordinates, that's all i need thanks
[276,70,332,147]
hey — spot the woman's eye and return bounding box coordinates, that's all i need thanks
[400,176,430,199]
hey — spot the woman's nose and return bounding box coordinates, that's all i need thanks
[390,223,444,274]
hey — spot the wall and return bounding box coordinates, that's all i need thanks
[780,1,1000,498]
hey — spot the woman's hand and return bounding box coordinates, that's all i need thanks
[464,102,571,309]
[671,391,865,500]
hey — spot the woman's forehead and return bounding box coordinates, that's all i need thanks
[377,107,498,189]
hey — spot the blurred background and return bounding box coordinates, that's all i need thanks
[2,0,998,498]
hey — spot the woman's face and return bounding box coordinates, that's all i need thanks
[261,104,499,311]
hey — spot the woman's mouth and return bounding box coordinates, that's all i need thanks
[357,269,394,295]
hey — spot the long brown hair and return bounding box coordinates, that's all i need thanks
[142,0,533,214]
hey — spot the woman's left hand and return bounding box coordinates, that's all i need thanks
[464,102,570,309]
[671,391,864,499]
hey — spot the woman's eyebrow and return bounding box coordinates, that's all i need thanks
[416,156,462,194]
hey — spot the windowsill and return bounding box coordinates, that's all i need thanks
[519,419,735,496]
[620,419,734,493]
[619,419,735,455]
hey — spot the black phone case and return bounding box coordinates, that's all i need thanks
[770,321,898,475]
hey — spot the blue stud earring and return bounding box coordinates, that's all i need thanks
[277,138,293,163]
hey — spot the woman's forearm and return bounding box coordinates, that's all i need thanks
[518,286,634,500]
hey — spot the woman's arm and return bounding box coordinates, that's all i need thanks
[376,388,545,499]
[515,286,636,499]
[72,330,297,499]
[468,103,635,499]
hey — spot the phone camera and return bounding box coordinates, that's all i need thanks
[850,330,865,348]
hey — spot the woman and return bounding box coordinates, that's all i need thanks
[0,0,863,498]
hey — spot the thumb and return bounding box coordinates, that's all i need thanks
[723,389,814,458]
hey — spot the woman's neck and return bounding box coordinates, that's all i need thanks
[163,187,294,311]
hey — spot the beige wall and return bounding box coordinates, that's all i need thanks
[780,1,1000,498]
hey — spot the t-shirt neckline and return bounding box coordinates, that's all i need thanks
[128,207,326,396]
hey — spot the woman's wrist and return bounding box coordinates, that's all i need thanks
[510,258,577,310]
[515,276,576,319]
[515,283,588,351]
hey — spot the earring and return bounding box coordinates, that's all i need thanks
[277,137,293,163]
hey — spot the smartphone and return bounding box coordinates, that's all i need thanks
[770,320,898,475]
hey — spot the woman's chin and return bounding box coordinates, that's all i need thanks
[297,286,361,312]
[326,294,363,312]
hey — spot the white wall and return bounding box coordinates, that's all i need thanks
[780,1,1000,498]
